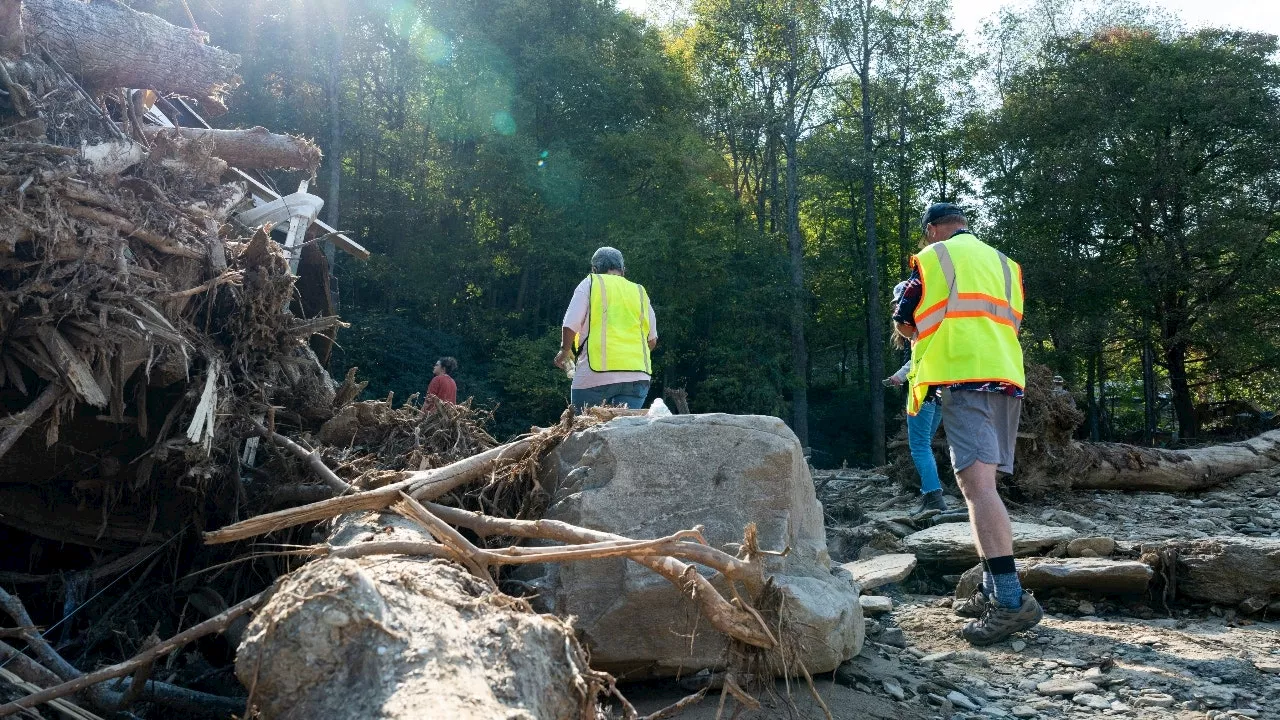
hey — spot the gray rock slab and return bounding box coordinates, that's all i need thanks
[954,557,1153,599]
[1035,679,1099,696]
[905,522,1077,565]
[840,553,917,591]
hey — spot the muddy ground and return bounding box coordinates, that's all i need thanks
[624,467,1280,719]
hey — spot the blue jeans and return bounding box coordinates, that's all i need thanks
[571,381,650,412]
[908,400,944,494]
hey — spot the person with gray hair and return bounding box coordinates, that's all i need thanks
[554,247,658,410]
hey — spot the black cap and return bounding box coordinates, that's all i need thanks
[921,202,965,232]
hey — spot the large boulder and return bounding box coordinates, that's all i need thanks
[522,413,862,678]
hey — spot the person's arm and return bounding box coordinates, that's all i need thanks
[887,359,911,385]
[555,279,590,369]
[554,327,576,368]
[647,303,658,350]
[892,271,923,339]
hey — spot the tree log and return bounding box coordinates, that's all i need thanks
[21,0,239,99]
[1147,537,1280,609]
[143,127,321,173]
[1030,430,1280,492]
[0,0,23,58]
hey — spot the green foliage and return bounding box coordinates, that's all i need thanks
[160,0,1280,457]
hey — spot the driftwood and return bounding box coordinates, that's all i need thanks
[143,126,321,173]
[0,586,253,717]
[0,588,265,717]
[203,434,539,544]
[1144,537,1280,610]
[21,0,240,102]
[0,382,63,460]
[1031,430,1280,492]
[0,0,22,58]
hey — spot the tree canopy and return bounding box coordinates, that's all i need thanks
[146,0,1280,457]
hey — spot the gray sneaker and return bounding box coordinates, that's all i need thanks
[960,592,1043,646]
[913,490,948,517]
[953,587,990,618]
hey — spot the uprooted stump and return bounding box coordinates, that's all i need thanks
[238,557,588,719]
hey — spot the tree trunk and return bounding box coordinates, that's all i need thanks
[784,116,809,447]
[0,0,23,58]
[22,0,239,100]
[1150,537,1280,610]
[1019,429,1280,492]
[324,21,343,265]
[1166,341,1198,440]
[860,60,885,466]
[143,126,321,172]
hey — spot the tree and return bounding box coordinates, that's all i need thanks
[981,28,1280,440]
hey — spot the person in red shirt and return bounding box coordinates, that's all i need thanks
[424,356,458,410]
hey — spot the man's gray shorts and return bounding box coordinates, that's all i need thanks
[940,389,1021,474]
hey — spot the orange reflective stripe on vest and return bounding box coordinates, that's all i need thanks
[914,243,1022,340]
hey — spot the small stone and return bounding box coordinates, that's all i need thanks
[1228,710,1260,718]
[947,690,979,711]
[1067,536,1116,557]
[1132,693,1175,708]
[1072,693,1111,710]
[922,651,956,664]
[1011,640,1027,652]
[1010,706,1038,718]
[881,627,907,648]
[860,595,893,616]
[1036,679,1100,696]
[881,678,905,701]
[1017,679,1040,692]
[1078,600,1096,615]
[1136,635,1161,645]
[1110,701,1131,711]
[1254,660,1280,675]
[980,706,1008,717]
[1082,667,1104,680]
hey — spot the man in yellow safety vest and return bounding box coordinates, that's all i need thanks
[892,203,1042,646]
[554,247,657,411]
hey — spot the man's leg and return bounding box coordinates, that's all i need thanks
[943,389,1041,644]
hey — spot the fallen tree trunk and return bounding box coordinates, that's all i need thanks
[21,0,240,101]
[143,126,321,173]
[1144,537,1280,611]
[1024,430,1280,492]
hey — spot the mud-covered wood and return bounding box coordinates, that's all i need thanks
[21,0,240,99]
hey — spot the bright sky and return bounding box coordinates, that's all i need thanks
[618,0,1280,38]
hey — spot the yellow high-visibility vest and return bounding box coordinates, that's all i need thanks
[906,233,1025,415]
[577,273,652,374]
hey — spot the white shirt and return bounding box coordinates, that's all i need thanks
[561,276,658,389]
